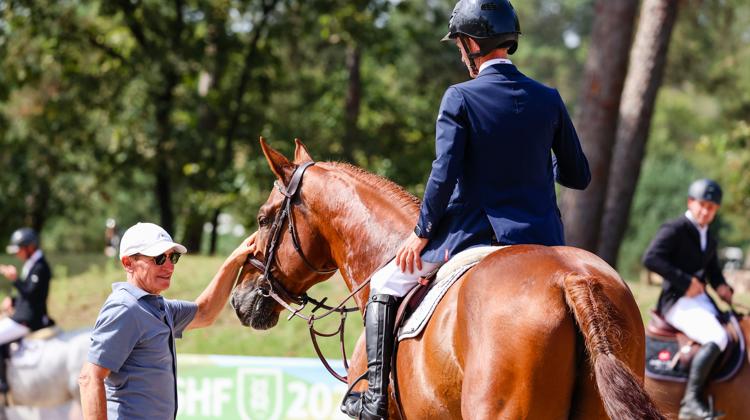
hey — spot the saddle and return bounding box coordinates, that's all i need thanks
[645,310,745,382]
[23,325,62,341]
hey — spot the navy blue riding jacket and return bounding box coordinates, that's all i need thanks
[417,63,590,263]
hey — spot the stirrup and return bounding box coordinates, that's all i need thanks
[340,372,367,418]
[340,391,362,419]
[678,395,725,420]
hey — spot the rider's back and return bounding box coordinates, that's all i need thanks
[425,64,589,255]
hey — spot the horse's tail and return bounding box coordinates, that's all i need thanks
[562,273,665,420]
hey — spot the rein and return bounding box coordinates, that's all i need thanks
[238,161,365,383]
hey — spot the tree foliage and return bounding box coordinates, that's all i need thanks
[1,0,749,276]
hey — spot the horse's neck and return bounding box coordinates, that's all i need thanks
[313,164,418,307]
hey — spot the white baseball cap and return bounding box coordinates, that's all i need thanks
[119,222,187,259]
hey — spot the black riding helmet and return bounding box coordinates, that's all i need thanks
[442,0,521,55]
[688,179,723,205]
[6,227,39,254]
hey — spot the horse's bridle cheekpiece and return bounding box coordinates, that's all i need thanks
[239,161,367,383]
[245,162,337,307]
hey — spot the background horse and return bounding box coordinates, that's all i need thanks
[0,328,89,420]
[645,314,750,418]
[231,138,664,419]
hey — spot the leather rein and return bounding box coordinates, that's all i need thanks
[237,161,368,383]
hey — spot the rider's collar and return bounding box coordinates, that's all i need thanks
[479,58,513,75]
[21,249,43,280]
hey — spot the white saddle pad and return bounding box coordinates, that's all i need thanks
[397,245,508,341]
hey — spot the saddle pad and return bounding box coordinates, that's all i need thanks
[645,316,746,383]
[397,246,507,341]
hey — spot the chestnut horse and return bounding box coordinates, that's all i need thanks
[231,138,664,419]
[645,313,750,418]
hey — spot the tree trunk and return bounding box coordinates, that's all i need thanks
[343,43,361,163]
[560,0,639,251]
[185,12,229,253]
[182,208,205,253]
[29,179,50,234]
[597,0,680,267]
[154,66,179,235]
[209,209,220,255]
[212,0,277,255]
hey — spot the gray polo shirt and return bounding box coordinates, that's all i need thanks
[88,282,198,420]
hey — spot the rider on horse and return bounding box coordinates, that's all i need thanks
[341,1,590,418]
[643,179,733,420]
[0,228,56,393]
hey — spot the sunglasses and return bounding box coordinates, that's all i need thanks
[149,253,182,265]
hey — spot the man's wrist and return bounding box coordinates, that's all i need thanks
[414,225,428,239]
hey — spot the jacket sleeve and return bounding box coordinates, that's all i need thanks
[551,90,590,190]
[12,263,50,299]
[416,87,468,239]
[706,245,730,291]
[642,223,694,293]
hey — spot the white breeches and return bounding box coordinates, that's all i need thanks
[370,260,441,298]
[665,293,728,351]
[0,317,30,345]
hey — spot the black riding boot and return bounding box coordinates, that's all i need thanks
[679,342,725,420]
[341,294,398,420]
[0,343,10,393]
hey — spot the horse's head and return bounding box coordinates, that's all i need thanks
[231,138,339,330]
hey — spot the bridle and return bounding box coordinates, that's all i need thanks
[238,161,369,383]
[244,162,337,307]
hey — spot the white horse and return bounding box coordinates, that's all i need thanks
[0,328,90,420]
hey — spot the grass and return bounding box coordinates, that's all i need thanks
[1,253,748,357]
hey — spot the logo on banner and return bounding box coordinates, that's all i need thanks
[236,367,283,420]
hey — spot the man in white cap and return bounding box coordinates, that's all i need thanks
[78,222,256,420]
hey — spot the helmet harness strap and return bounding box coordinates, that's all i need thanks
[460,35,514,75]
[459,36,479,75]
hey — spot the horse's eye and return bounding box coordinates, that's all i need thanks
[258,216,269,227]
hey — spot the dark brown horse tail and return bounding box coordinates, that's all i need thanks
[562,274,665,420]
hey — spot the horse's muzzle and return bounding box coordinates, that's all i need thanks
[231,286,280,330]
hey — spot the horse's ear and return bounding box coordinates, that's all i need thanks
[259,136,295,183]
[293,138,314,164]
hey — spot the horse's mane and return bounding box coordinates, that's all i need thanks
[328,162,421,212]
